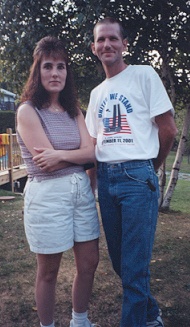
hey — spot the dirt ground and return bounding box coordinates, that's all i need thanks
[0,195,190,327]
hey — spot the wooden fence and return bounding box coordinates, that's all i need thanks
[0,128,27,191]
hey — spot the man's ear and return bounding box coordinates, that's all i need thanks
[91,42,96,55]
[122,38,128,51]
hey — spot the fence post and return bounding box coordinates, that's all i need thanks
[6,128,14,192]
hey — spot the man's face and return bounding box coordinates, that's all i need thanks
[91,22,127,68]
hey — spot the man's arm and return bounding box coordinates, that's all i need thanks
[153,110,178,171]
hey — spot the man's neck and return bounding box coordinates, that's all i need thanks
[104,63,128,79]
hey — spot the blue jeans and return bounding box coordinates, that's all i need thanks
[97,160,160,327]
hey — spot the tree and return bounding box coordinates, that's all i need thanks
[0,0,66,93]
[1,0,189,208]
[0,0,103,100]
[161,104,190,209]
[70,0,190,209]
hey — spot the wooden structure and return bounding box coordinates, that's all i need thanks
[0,128,27,192]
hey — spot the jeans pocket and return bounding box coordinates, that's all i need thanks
[124,166,157,192]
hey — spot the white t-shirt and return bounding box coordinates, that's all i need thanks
[85,65,174,163]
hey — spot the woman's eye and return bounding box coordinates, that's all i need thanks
[58,64,65,70]
[44,64,52,69]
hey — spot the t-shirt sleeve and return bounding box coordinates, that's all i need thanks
[143,66,174,120]
[85,92,97,139]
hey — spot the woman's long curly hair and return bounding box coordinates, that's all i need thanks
[20,36,79,118]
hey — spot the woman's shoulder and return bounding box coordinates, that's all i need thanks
[17,102,40,123]
[18,101,35,111]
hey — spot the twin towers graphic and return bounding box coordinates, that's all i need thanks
[103,104,131,134]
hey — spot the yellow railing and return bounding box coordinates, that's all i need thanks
[0,128,27,191]
[0,128,24,170]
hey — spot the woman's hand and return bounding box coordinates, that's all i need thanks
[33,147,71,172]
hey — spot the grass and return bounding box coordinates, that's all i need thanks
[164,153,190,214]
[165,152,190,173]
[0,196,189,327]
[169,179,190,213]
[0,151,190,327]
[0,189,18,196]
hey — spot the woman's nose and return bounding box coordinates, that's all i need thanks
[52,67,58,76]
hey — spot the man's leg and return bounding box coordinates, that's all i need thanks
[98,161,160,327]
[118,161,160,327]
[98,164,122,277]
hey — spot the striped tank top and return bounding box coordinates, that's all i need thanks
[16,106,84,181]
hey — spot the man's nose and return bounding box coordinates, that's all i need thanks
[104,38,111,48]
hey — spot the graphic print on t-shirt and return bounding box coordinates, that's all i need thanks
[103,104,131,135]
[98,93,134,146]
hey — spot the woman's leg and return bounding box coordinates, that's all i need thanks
[72,239,99,312]
[35,252,63,326]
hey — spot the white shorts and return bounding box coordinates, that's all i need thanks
[23,172,100,254]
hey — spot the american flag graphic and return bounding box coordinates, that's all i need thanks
[103,104,131,135]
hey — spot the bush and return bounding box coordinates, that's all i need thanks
[0,111,16,133]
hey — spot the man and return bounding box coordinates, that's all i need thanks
[85,17,177,327]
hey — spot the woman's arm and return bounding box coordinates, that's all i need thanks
[17,103,72,171]
[86,137,97,195]
[32,110,96,172]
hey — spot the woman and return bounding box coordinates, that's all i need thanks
[16,36,100,327]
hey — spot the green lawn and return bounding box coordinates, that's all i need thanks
[0,151,189,213]
[169,179,190,213]
[165,152,190,214]
[166,151,190,174]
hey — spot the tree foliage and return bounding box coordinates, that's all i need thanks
[0,0,189,208]
[0,0,189,106]
[72,0,190,107]
[0,0,64,93]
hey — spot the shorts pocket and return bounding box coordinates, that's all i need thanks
[24,181,41,211]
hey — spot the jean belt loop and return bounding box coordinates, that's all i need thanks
[149,159,154,170]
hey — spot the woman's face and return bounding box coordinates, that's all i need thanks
[40,55,67,94]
